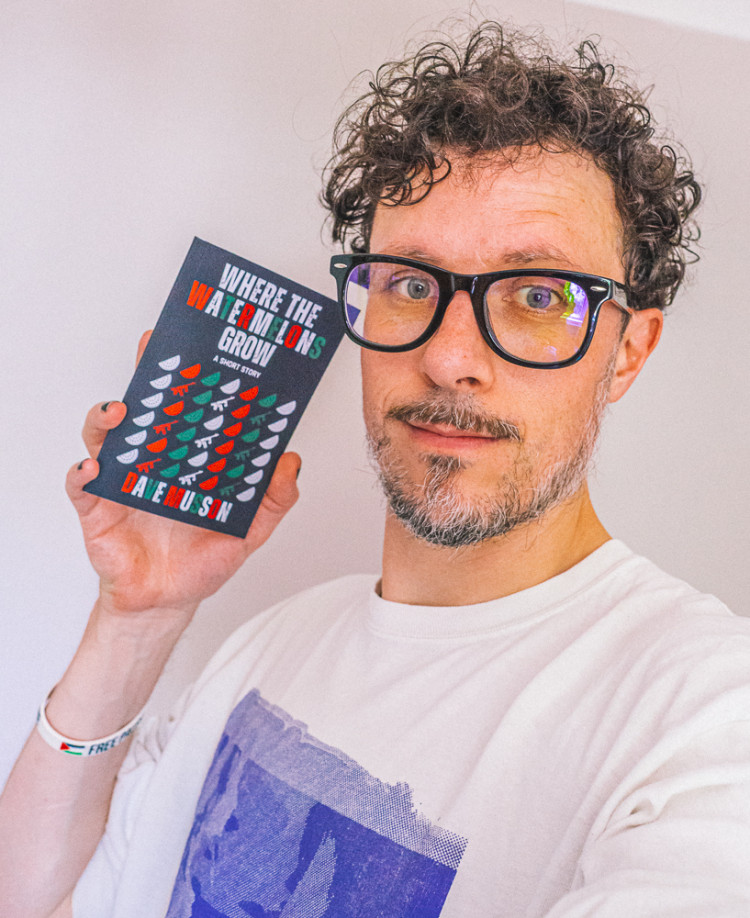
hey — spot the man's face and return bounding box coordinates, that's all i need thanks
[362,149,631,547]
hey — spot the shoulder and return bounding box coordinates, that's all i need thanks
[605,546,745,640]
[591,545,750,718]
[193,573,379,684]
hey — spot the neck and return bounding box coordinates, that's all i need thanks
[379,484,610,606]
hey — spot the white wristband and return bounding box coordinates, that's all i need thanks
[36,690,145,756]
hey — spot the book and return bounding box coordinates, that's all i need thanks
[84,237,344,537]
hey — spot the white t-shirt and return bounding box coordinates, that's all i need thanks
[74,540,750,917]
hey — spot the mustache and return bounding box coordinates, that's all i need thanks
[386,393,522,442]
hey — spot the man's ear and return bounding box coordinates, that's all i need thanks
[608,307,663,403]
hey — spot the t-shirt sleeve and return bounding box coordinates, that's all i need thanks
[544,710,750,915]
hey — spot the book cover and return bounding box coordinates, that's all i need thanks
[84,237,344,538]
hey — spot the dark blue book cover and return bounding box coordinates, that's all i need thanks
[85,238,344,537]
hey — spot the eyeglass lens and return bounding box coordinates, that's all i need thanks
[344,261,591,364]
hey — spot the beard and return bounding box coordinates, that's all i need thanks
[366,365,613,549]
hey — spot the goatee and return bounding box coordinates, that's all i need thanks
[367,371,612,548]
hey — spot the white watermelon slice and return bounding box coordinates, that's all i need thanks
[236,487,256,502]
[268,418,288,433]
[116,448,139,464]
[141,393,163,409]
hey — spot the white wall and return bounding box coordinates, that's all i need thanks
[2,0,748,786]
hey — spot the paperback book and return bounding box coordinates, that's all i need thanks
[85,237,344,537]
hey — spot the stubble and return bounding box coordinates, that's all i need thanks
[367,364,614,548]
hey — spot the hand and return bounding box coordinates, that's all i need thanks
[65,332,301,619]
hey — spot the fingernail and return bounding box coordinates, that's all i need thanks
[77,460,86,470]
[101,402,111,412]
[296,462,302,480]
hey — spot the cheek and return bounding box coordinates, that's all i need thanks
[361,350,415,405]
[360,351,396,432]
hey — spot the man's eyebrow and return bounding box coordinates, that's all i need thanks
[374,245,582,270]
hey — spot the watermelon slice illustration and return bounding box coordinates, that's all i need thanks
[160,463,181,478]
[207,458,226,473]
[180,364,201,379]
[216,440,235,455]
[220,379,241,395]
[159,355,180,371]
[268,418,288,433]
[223,422,242,437]
[251,452,271,467]
[201,371,221,386]
[243,469,264,485]
[184,408,204,423]
[141,393,163,409]
[164,401,184,417]
[231,404,251,419]
[125,430,147,446]
[146,437,168,453]
[258,394,277,408]
[133,411,155,427]
[236,487,256,502]
[239,386,258,401]
[116,449,139,464]
[168,445,189,460]
[204,415,224,431]
[188,451,208,468]
[226,465,245,479]
[240,429,260,443]
[199,475,218,491]
[259,435,279,450]
[276,401,297,415]
[150,374,172,390]
[176,426,197,442]
[194,390,212,405]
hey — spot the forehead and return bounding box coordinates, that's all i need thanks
[369,149,625,280]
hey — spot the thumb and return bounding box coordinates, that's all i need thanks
[245,452,301,548]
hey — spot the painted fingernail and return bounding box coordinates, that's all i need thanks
[101,402,111,412]
[77,460,86,470]
[296,463,302,480]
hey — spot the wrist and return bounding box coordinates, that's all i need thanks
[45,598,192,741]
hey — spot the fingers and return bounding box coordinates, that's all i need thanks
[82,400,127,458]
[65,456,102,519]
[136,330,152,367]
[79,330,150,458]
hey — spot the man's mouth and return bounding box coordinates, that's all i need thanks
[387,399,522,444]
[404,420,502,451]
[385,398,522,453]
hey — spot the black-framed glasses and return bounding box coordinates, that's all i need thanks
[329,254,633,369]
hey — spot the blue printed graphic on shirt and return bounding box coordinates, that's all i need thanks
[166,689,466,917]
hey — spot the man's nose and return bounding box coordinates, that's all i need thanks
[418,291,497,391]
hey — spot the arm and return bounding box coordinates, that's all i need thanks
[0,336,301,918]
[544,718,750,917]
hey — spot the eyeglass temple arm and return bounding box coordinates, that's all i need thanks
[610,282,634,319]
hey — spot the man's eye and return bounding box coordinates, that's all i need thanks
[393,276,433,300]
[517,285,561,310]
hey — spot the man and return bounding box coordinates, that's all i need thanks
[2,21,750,918]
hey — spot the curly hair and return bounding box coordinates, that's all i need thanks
[321,22,701,311]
